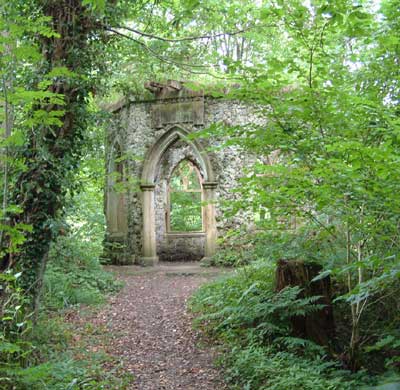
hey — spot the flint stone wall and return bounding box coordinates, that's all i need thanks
[105,83,265,264]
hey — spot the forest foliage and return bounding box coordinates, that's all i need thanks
[191,0,400,387]
[0,0,399,388]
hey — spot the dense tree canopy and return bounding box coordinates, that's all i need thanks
[0,0,399,388]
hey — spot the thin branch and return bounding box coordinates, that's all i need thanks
[113,25,253,43]
[308,47,314,88]
[356,296,368,324]
[106,28,208,69]
[105,27,232,79]
[0,75,10,250]
[319,21,329,52]
[365,289,398,310]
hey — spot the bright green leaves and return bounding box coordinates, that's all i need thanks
[25,109,65,129]
[82,0,106,13]
[0,206,32,257]
[6,88,66,130]
[38,67,77,90]
[198,0,400,371]
[9,88,65,107]
[0,130,25,148]
[345,6,375,38]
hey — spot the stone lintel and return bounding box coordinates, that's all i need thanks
[202,181,218,190]
[152,98,204,128]
[166,232,206,238]
[146,80,205,128]
[140,183,156,191]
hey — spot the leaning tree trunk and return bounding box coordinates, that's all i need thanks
[276,259,336,348]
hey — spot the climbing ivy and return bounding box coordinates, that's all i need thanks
[0,0,130,302]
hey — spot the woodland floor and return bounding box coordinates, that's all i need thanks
[72,262,227,390]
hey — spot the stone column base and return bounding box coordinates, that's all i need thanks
[200,257,213,266]
[103,233,131,265]
[138,256,159,266]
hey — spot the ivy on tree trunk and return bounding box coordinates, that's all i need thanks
[1,0,103,303]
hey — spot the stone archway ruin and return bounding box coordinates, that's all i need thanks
[139,125,217,265]
[104,80,262,265]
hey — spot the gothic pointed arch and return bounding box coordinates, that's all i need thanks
[141,125,215,185]
[104,136,129,264]
[139,126,217,265]
[106,139,127,234]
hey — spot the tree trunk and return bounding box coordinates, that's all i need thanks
[0,30,13,251]
[0,0,101,300]
[33,251,48,325]
[276,259,336,348]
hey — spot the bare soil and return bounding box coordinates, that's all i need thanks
[82,262,227,390]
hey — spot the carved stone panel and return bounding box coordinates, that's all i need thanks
[152,97,204,128]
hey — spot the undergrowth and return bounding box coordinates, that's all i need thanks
[190,261,381,390]
[0,232,125,389]
[44,235,121,310]
[1,311,132,389]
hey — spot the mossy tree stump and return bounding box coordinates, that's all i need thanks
[276,259,336,347]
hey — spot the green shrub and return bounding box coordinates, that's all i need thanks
[204,228,259,267]
[2,354,133,389]
[0,275,127,390]
[0,271,36,387]
[205,248,250,267]
[191,260,371,389]
[0,230,123,389]
[43,235,122,310]
[225,345,364,390]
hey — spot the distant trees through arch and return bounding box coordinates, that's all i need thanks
[168,160,203,232]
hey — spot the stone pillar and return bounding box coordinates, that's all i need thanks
[139,184,159,266]
[202,181,218,260]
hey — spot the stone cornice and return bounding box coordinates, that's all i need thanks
[107,95,222,113]
[140,184,156,191]
[202,181,218,189]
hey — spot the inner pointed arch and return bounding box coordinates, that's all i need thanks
[168,159,203,232]
[141,125,214,185]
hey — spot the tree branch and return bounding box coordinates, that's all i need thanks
[105,27,232,80]
[113,25,252,43]
[106,27,208,69]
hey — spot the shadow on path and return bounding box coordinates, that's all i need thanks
[91,262,227,390]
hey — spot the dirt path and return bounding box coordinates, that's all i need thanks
[87,263,227,390]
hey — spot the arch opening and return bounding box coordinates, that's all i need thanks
[168,159,203,233]
[139,126,217,265]
[141,125,214,185]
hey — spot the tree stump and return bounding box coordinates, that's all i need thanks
[276,259,336,347]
